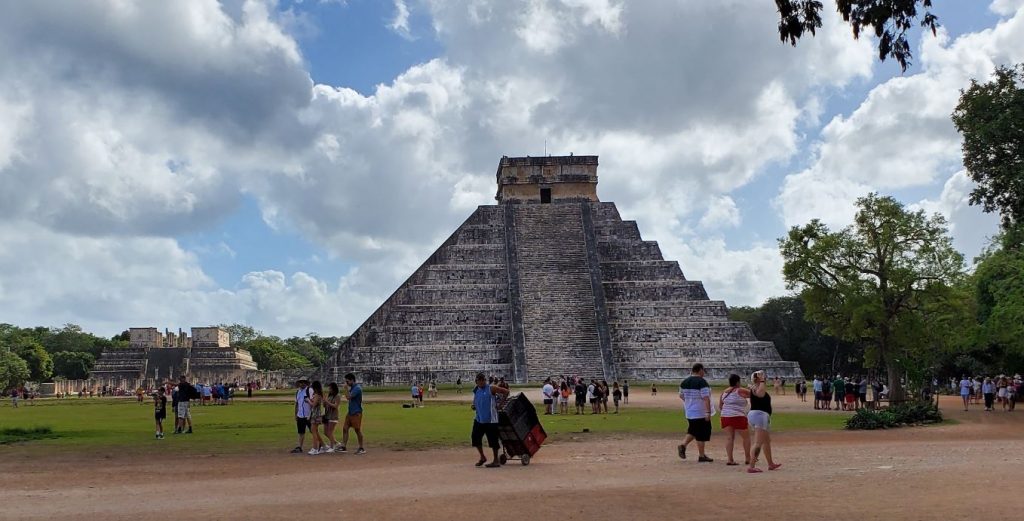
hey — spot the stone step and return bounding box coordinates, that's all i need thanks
[404,286,509,305]
[599,260,684,281]
[611,322,755,343]
[603,280,709,301]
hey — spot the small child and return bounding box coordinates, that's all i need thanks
[612,382,622,413]
[154,388,167,439]
[651,383,657,397]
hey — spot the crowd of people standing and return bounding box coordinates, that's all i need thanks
[957,375,1020,412]
[292,374,365,456]
[540,377,629,415]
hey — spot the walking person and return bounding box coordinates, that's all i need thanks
[307,381,325,455]
[677,363,714,463]
[153,388,167,439]
[470,372,510,468]
[291,378,313,454]
[962,374,978,409]
[747,370,781,473]
[719,374,751,466]
[323,382,341,452]
[175,375,198,434]
[997,376,1009,411]
[339,373,366,455]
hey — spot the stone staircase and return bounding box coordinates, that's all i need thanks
[513,203,605,380]
[330,205,515,385]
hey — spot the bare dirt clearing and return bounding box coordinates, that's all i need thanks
[1,396,1020,520]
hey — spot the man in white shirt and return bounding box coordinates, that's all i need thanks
[542,379,555,415]
[292,378,312,454]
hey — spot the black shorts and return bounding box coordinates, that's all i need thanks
[471,420,499,448]
[543,399,553,405]
[155,411,166,421]
[686,418,712,442]
[575,396,585,406]
[296,417,311,435]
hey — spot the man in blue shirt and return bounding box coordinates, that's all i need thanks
[471,372,510,468]
[340,373,366,454]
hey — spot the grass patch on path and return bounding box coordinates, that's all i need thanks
[0,399,845,454]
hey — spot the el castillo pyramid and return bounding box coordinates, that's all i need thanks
[322,156,803,385]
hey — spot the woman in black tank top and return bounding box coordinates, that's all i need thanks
[747,371,781,473]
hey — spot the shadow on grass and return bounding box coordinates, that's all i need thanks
[0,426,61,444]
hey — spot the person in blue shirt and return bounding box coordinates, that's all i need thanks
[340,373,366,455]
[471,372,510,467]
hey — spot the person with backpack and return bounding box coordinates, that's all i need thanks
[291,378,313,454]
[174,375,198,434]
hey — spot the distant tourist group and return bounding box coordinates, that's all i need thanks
[956,375,1020,412]
[291,374,365,456]
[808,375,886,411]
[677,363,781,474]
[540,377,629,415]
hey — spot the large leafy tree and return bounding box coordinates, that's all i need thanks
[52,351,96,380]
[0,351,31,389]
[952,64,1024,230]
[780,193,965,400]
[775,0,938,71]
[972,230,1024,373]
[11,338,53,382]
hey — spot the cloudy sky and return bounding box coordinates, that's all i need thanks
[1,0,1020,338]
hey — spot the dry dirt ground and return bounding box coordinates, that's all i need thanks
[1,396,1020,520]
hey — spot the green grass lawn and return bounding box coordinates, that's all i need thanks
[0,398,845,454]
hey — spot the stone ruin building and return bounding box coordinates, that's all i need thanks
[321,155,803,385]
[90,326,259,388]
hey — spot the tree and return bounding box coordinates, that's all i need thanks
[775,0,939,71]
[972,228,1024,373]
[952,64,1024,230]
[245,337,312,370]
[0,351,31,390]
[11,338,53,382]
[780,193,965,401]
[219,323,262,347]
[52,351,96,380]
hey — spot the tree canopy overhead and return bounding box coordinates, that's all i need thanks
[952,64,1024,230]
[780,193,965,400]
[775,0,939,71]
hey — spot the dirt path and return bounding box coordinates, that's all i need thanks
[2,406,1021,521]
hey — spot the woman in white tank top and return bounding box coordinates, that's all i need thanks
[718,374,751,466]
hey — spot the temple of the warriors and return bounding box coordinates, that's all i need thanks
[321,156,803,385]
[90,326,260,387]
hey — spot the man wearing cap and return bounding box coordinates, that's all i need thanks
[292,378,313,454]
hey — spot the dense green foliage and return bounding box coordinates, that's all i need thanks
[845,401,943,430]
[219,323,343,371]
[0,351,31,389]
[51,351,96,380]
[780,194,967,400]
[0,323,124,381]
[775,0,938,71]
[730,295,860,377]
[952,64,1024,229]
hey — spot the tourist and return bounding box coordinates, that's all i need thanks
[719,374,751,466]
[174,376,198,434]
[593,380,605,414]
[410,382,420,407]
[291,378,313,454]
[812,376,822,410]
[470,372,510,468]
[307,381,325,455]
[247,382,253,399]
[418,383,425,404]
[972,376,984,412]
[601,380,611,414]
[136,386,145,405]
[153,388,167,439]
[320,382,341,452]
[997,376,1009,411]
[972,377,982,405]
[858,376,868,409]
[587,380,596,413]
[651,383,657,397]
[772,377,782,396]
[833,375,845,411]
[429,381,438,398]
[612,382,622,413]
[844,379,857,411]
[340,373,366,455]
[677,363,713,463]
[574,379,586,414]
[747,370,781,473]
[9,388,17,408]
[542,378,554,415]
[559,382,571,414]
[456,377,463,394]
[623,380,630,404]
[821,377,832,410]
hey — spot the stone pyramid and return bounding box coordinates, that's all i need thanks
[322,156,803,385]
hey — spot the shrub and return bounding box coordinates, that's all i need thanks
[844,401,943,430]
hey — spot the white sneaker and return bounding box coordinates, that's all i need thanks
[308,448,319,455]
[321,446,334,454]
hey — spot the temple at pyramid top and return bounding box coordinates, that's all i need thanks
[320,155,803,385]
[496,155,601,203]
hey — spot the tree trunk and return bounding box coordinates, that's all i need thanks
[885,357,906,403]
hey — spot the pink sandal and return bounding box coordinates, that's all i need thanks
[747,467,763,473]
[768,463,782,471]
